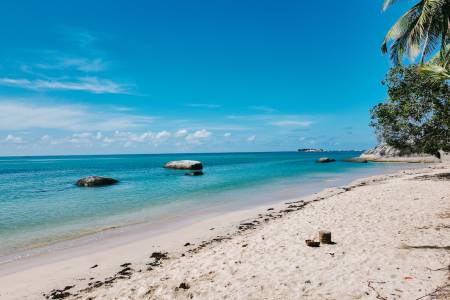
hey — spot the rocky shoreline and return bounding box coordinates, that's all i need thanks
[357,144,442,163]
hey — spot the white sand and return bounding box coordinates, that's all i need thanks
[1,165,449,299]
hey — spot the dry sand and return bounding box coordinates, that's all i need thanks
[1,165,449,299]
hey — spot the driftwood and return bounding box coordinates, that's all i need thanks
[319,230,332,244]
[305,240,320,247]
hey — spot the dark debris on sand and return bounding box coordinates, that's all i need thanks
[44,285,75,299]
[413,173,450,181]
[45,178,371,299]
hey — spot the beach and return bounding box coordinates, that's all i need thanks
[0,163,449,299]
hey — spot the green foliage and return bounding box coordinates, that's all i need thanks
[370,66,450,155]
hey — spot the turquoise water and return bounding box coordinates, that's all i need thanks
[0,151,407,257]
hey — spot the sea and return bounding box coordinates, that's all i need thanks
[0,151,414,262]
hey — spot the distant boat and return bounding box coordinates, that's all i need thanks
[297,148,325,152]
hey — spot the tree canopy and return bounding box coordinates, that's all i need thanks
[370,66,450,156]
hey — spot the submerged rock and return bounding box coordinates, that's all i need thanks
[316,157,336,163]
[185,171,204,176]
[76,176,119,187]
[164,160,203,170]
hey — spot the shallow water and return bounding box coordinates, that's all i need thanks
[0,151,412,257]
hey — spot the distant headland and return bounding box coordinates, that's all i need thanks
[297,148,325,152]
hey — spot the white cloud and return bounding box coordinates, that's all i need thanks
[190,129,211,139]
[271,120,312,127]
[123,141,133,148]
[102,137,114,144]
[186,129,212,144]
[0,101,154,131]
[247,135,256,142]
[112,131,152,143]
[4,134,24,144]
[41,134,51,141]
[0,77,128,94]
[40,135,63,145]
[224,132,231,137]
[174,129,188,137]
[155,130,171,140]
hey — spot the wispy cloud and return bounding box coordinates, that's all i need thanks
[1,28,132,95]
[0,100,154,131]
[0,77,129,94]
[185,129,212,144]
[174,129,188,137]
[35,57,106,72]
[4,134,24,144]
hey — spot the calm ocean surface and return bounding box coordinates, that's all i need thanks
[0,151,410,259]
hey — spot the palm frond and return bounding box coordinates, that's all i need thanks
[383,0,403,11]
[381,2,424,62]
[381,0,450,64]
[417,63,450,80]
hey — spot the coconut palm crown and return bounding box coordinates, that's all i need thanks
[381,0,450,68]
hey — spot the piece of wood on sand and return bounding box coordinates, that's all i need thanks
[319,230,332,244]
[305,240,320,247]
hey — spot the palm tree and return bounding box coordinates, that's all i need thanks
[381,0,450,78]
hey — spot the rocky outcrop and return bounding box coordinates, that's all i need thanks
[185,171,204,176]
[298,148,325,152]
[316,157,336,163]
[359,144,440,163]
[76,176,119,187]
[164,160,203,170]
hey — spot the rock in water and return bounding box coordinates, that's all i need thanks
[76,176,119,187]
[185,171,204,176]
[164,160,203,170]
[316,157,336,163]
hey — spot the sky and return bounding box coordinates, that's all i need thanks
[0,0,409,156]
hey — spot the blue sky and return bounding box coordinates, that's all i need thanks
[0,0,408,156]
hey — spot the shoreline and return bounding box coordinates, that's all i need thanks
[0,161,416,265]
[0,163,448,299]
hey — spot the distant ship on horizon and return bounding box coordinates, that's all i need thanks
[297,148,325,152]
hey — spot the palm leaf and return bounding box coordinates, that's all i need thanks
[417,64,450,80]
[382,0,449,64]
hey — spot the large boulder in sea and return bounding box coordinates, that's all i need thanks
[358,144,440,163]
[316,157,336,163]
[76,176,119,187]
[164,160,203,170]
